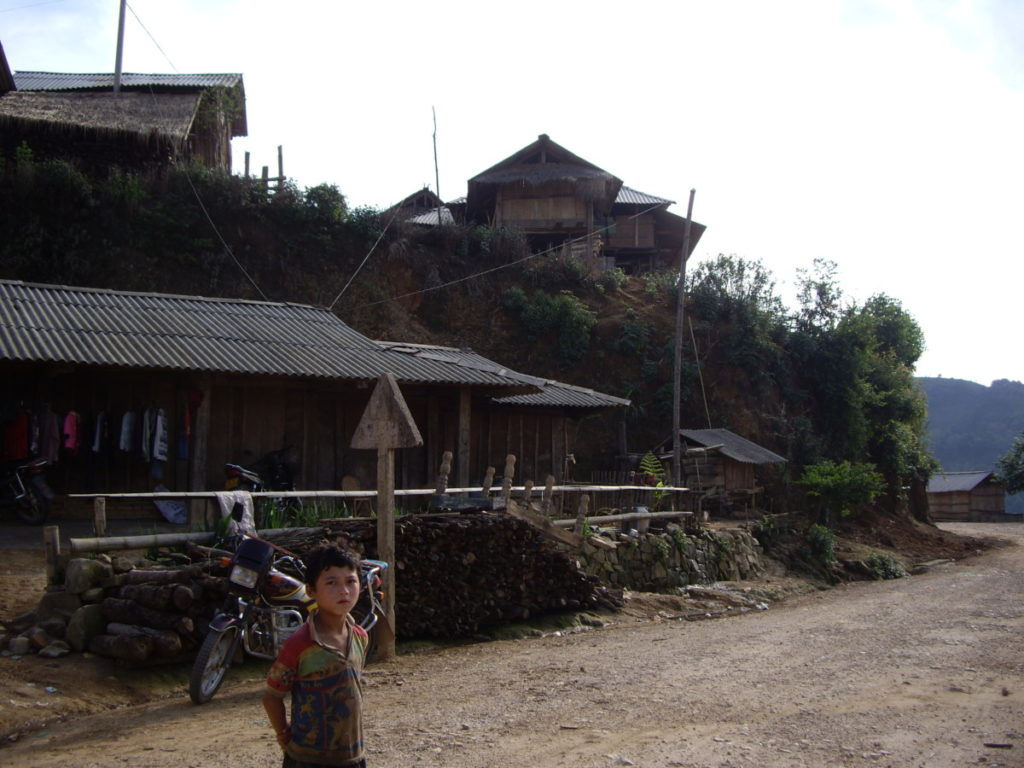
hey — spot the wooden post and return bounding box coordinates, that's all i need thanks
[502,454,516,509]
[457,386,471,488]
[244,151,250,177]
[261,165,269,192]
[188,382,211,527]
[277,145,284,191]
[523,480,534,505]
[672,189,697,486]
[93,497,107,538]
[351,374,423,662]
[435,451,452,495]
[542,474,555,516]
[573,494,591,536]
[44,525,60,585]
[481,466,495,497]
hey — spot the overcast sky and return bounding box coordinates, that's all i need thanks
[3,0,1022,386]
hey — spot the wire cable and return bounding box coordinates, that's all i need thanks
[355,202,668,309]
[124,3,269,301]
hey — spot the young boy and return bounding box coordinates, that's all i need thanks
[264,543,370,768]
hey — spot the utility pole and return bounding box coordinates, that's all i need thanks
[432,107,442,223]
[113,0,127,93]
[672,189,696,487]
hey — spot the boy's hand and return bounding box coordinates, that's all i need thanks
[275,726,292,749]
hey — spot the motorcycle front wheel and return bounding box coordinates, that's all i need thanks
[189,626,240,705]
[15,484,50,525]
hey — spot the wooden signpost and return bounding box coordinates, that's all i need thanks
[350,373,423,661]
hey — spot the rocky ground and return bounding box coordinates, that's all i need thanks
[0,521,1021,767]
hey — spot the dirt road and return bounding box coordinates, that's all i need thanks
[3,523,1022,768]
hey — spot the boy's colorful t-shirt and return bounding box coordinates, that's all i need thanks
[266,616,369,766]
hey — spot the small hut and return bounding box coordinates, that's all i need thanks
[926,471,1009,522]
[656,428,787,516]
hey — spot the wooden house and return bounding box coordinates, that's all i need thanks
[387,188,451,224]
[0,280,627,519]
[0,65,246,173]
[926,471,1009,522]
[463,134,705,273]
[655,428,787,515]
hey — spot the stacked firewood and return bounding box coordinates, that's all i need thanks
[322,512,605,638]
[88,563,230,662]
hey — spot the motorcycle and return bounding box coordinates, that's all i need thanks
[224,449,299,527]
[189,535,387,705]
[0,457,55,524]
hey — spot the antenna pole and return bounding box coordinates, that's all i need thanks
[672,188,696,487]
[113,0,127,93]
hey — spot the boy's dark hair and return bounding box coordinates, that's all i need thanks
[303,543,361,588]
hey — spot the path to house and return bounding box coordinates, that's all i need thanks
[2,523,1023,768]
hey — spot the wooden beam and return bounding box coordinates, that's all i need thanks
[456,386,471,487]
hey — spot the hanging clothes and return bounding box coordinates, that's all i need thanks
[40,407,60,463]
[119,411,136,452]
[91,412,108,453]
[152,408,168,462]
[3,410,30,460]
[141,407,155,462]
[62,411,81,456]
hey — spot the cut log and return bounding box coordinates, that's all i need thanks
[123,565,207,585]
[89,632,153,662]
[106,622,184,657]
[102,597,194,636]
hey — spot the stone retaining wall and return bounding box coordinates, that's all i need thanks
[576,523,767,591]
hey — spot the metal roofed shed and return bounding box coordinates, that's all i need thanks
[0,281,617,516]
[652,428,787,518]
[926,471,1010,522]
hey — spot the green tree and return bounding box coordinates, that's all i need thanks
[996,432,1024,494]
[798,460,885,526]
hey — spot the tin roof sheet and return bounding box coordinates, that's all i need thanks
[615,186,674,206]
[377,342,629,410]
[0,281,533,388]
[14,71,243,91]
[679,428,787,464]
[926,471,997,493]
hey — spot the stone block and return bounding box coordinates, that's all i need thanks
[64,558,114,594]
[36,590,82,622]
[66,604,107,652]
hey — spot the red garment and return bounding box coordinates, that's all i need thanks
[3,412,30,460]
[63,411,81,456]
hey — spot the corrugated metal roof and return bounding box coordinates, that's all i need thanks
[615,186,674,206]
[14,71,243,91]
[680,428,787,464]
[406,207,454,226]
[377,342,629,410]
[0,281,535,388]
[926,471,998,494]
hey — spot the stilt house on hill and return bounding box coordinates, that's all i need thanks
[926,471,1008,522]
[402,134,706,275]
[0,280,627,520]
[0,44,246,172]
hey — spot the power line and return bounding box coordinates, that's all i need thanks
[0,0,67,14]
[123,2,268,301]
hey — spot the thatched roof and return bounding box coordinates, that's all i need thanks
[0,90,200,146]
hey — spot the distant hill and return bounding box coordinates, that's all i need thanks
[917,376,1024,515]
